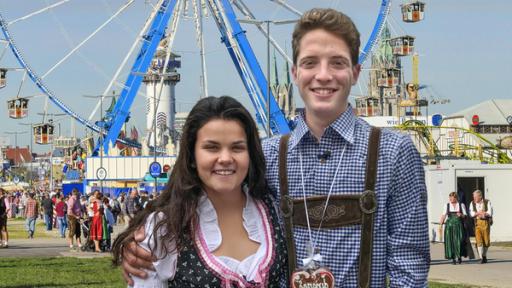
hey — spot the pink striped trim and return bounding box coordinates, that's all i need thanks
[193,199,275,287]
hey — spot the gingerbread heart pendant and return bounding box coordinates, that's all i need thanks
[291,267,335,288]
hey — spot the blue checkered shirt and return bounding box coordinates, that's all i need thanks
[263,107,430,287]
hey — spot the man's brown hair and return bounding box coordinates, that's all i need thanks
[292,8,361,66]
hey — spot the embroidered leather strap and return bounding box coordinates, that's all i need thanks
[278,127,381,287]
[278,133,295,276]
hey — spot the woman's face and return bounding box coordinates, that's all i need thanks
[194,119,250,198]
[449,195,457,203]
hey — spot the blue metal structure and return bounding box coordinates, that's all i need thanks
[101,0,177,154]
[359,0,392,65]
[0,0,392,155]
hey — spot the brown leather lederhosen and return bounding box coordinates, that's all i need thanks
[279,127,381,288]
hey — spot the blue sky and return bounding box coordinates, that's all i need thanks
[0,0,510,151]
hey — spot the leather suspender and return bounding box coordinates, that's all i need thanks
[359,127,381,288]
[278,133,295,276]
[279,127,381,288]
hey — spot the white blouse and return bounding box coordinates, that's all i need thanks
[442,202,467,217]
[131,189,268,288]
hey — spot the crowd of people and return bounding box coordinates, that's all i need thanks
[0,186,158,253]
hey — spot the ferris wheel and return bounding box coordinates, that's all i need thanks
[0,0,424,155]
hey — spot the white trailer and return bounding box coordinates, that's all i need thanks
[425,159,512,242]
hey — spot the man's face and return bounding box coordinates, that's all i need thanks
[292,28,360,122]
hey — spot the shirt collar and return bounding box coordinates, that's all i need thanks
[290,104,356,150]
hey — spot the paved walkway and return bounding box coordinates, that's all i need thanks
[429,242,512,288]
[2,220,512,287]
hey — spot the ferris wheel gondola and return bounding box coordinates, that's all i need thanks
[33,122,54,145]
[401,1,425,23]
[389,35,415,56]
[0,68,6,88]
[7,97,29,119]
[377,68,401,88]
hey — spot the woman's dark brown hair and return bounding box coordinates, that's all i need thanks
[112,96,267,264]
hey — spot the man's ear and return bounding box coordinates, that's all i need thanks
[291,65,298,84]
[351,64,361,85]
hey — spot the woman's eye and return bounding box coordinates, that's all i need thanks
[232,145,247,152]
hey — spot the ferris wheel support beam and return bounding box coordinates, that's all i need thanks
[232,0,293,65]
[210,0,291,135]
[90,1,164,122]
[99,0,178,154]
[207,1,267,128]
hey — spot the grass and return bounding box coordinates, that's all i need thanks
[4,218,52,239]
[0,257,124,288]
[0,257,481,288]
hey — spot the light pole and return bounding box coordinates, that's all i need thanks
[19,123,34,188]
[237,18,297,137]
[133,71,178,194]
[84,94,115,194]
[5,131,27,165]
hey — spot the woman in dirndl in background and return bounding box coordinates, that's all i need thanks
[440,192,468,264]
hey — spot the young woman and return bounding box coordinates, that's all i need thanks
[440,192,468,264]
[112,96,288,287]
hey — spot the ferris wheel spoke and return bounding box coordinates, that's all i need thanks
[89,0,163,121]
[268,0,302,17]
[15,69,28,98]
[234,0,293,64]
[0,42,9,62]
[41,0,136,80]
[7,0,72,26]
[191,0,209,97]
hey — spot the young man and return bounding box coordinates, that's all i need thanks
[41,193,54,231]
[67,189,83,250]
[469,189,493,264]
[119,8,430,287]
[24,193,38,239]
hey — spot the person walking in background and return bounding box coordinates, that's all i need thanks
[67,189,83,250]
[18,191,27,218]
[89,190,104,253]
[103,197,115,251]
[41,193,53,231]
[109,194,121,225]
[117,192,126,226]
[440,192,468,264]
[0,189,10,248]
[24,193,38,239]
[55,194,67,238]
[470,189,493,264]
[124,188,140,225]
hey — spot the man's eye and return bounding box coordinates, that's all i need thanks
[332,61,347,68]
[301,60,316,67]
